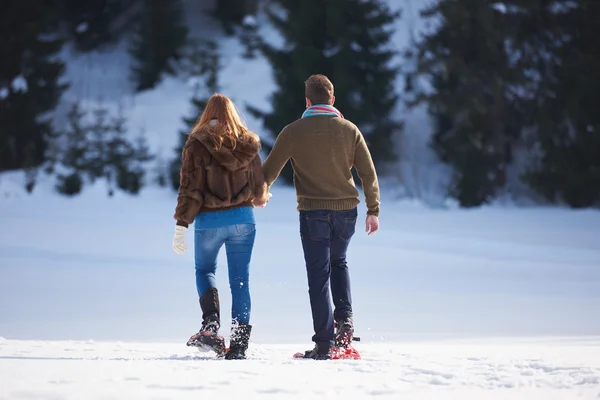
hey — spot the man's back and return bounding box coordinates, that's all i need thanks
[260,74,380,359]
[262,115,380,216]
[285,116,359,199]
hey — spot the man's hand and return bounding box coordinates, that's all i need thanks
[366,215,379,235]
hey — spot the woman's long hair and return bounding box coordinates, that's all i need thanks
[191,93,258,150]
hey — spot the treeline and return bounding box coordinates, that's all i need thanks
[405,0,599,208]
[2,0,598,208]
[0,0,251,196]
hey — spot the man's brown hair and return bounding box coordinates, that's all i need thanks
[305,74,334,105]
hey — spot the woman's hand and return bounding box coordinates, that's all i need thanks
[253,192,272,208]
[172,225,188,254]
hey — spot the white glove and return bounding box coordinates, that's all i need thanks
[172,225,188,254]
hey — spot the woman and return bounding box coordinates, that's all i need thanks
[172,93,269,360]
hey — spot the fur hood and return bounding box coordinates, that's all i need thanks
[189,126,261,171]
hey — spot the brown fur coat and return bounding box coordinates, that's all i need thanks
[174,127,268,227]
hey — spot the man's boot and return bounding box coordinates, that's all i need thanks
[224,322,252,360]
[334,317,354,348]
[187,288,226,356]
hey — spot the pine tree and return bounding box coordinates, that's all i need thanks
[57,0,134,52]
[54,103,154,196]
[0,0,67,173]
[239,15,261,59]
[212,0,253,35]
[516,1,600,207]
[249,0,402,184]
[55,103,88,196]
[169,39,220,190]
[115,129,154,195]
[129,0,189,92]
[407,0,526,207]
[91,106,153,196]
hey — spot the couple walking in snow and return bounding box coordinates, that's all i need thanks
[172,74,380,360]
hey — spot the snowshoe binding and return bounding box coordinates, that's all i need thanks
[186,319,227,357]
[334,318,358,348]
[186,288,226,357]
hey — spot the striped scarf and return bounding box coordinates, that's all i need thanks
[301,104,344,119]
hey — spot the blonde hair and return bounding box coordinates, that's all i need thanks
[191,93,258,150]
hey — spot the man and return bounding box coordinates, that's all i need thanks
[262,74,380,360]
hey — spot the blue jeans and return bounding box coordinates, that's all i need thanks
[299,208,357,349]
[194,223,256,324]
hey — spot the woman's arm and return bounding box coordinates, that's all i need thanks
[249,152,268,206]
[174,141,205,227]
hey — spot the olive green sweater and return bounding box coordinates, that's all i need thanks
[262,115,380,216]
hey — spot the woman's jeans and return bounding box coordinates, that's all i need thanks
[194,223,256,324]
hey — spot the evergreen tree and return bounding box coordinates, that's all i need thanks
[407,0,526,207]
[169,40,220,190]
[250,0,402,184]
[55,103,88,195]
[212,0,253,35]
[88,106,153,196]
[129,0,189,92]
[115,129,154,195]
[57,0,135,52]
[54,103,154,196]
[239,15,261,59]
[516,1,600,207]
[0,0,67,173]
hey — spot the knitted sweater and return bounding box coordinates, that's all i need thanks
[262,115,380,216]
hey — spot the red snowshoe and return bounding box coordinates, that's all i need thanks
[187,331,227,357]
[293,321,361,360]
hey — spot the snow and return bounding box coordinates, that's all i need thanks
[550,1,578,14]
[10,75,28,93]
[0,87,8,100]
[2,338,600,399]
[76,22,89,33]
[1,180,600,398]
[492,2,508,14]
[243,14,257,27]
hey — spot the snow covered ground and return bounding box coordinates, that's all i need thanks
[2,337,600,399]
[1,183,600,398]
[2,1,600,397]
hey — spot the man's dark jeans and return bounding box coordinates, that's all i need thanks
[299,207,357,349]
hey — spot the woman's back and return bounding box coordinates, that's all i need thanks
[175,124,267,227]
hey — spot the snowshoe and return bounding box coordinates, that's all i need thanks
[294,345,332,360]
[293,320,362,360]
[292,344,361,360]
[187,288,226,356]
[186,329,227,357]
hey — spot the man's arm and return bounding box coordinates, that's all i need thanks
[261,129,292,187]
[353,129,380,217]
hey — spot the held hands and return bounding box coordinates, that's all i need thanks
[366,215,379,236]
[254,192,273,208]
[172,225,188,254]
